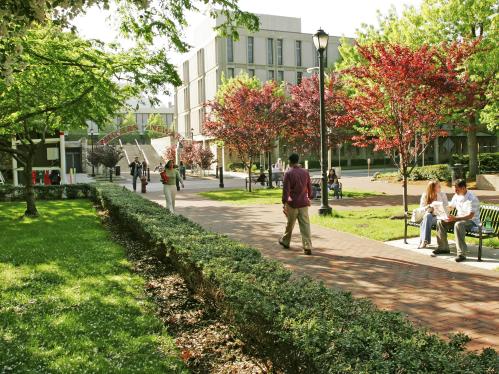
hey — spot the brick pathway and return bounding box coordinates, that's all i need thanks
[135,177,499,351]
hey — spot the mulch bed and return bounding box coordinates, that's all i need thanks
[102,212,277,373]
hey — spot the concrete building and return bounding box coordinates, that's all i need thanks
[175,13,345,143]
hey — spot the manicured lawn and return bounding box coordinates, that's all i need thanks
[312,205,499,248]
[0,200,186,373]
[199,188,380,205]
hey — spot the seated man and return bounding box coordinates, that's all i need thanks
[432,179,480,262]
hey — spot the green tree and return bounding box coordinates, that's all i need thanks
[0,25,168,216]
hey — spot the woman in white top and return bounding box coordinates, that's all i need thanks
[418,180,449,248]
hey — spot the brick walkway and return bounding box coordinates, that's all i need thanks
[136,177,499,352]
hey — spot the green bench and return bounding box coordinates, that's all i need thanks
[406,205,499,261]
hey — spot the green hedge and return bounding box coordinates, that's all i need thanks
[92,183,497,373]
[451,152,499,174]
[408,164,451,181]
[0,184,92,202]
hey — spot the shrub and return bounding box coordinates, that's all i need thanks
[451,152,498,174]
[408,164,451,181]
[0,184,91,202]
[91,183,498,373]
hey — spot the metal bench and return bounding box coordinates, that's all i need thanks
[245,174,267,190]
[406,205,499,261]
[310,177,342,199]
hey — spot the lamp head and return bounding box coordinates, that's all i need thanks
[313,28,329,51]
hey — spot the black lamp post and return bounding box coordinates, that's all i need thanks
[90,128,95,177]
[313,28,332,215]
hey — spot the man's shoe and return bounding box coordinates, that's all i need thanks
[303,248,312,255]
[278,240,289,249]
[455,255,466,262]
[431,248,450,257]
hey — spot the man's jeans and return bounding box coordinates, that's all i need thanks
[132,175,139,191]
[437,219,476,256]
[281,205,312,250]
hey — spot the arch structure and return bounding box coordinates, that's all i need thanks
[97,124,174,145]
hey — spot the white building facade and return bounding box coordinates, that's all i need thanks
[175,14,346,142]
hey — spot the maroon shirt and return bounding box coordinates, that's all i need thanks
[282,166,312,208]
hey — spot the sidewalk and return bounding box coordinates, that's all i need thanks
[139,186,499,352]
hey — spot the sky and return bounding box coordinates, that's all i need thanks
[74,0,423,104]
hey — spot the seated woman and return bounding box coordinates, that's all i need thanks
[327,168,340,199]
[418,180,448,248]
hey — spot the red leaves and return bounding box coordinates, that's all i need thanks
[204,79,286,164]
[343,41,478,168]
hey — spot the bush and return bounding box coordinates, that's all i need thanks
[408,164,451,181]
[91,183,498,373]
[451,152,498,174]
[0,184,92,202]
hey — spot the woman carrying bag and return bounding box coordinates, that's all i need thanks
[160,160,184,213]
[415,180,448,248]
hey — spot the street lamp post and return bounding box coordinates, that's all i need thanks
[313,28,332,215]
[90,129,95,177]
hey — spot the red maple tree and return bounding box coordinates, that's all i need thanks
[344,42,475,233]
[204,79,286,191]
[285,74,353,156]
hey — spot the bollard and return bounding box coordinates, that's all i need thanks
[140,176,148,193]
[219,166,224,188]
[147,167,151,182]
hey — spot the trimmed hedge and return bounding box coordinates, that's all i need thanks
[92,183,497,373]
[408,164,451,181]
[451,152,499,174]
[0,184,92,202]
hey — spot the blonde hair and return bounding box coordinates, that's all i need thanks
[425,180,439,205]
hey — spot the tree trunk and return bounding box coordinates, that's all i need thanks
[467,128,478,179]
[109,167,113,182]
[248,158,252,192]
[24,154,39,217]
[402,164,408,244]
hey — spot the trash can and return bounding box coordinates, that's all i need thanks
[451,163,467,184]
[115,165,121,176]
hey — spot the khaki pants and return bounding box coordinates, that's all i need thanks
[436,219,475,256]
[280,205,312,250]
[163,184,176,213]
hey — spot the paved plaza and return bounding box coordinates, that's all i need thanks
[122,171,499,351]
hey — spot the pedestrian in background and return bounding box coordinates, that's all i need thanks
[160,160,184,213]
[279,153,313,255]
[129,157,142,192]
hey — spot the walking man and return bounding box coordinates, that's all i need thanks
[279,153,313,255]
[433,179,480,262]
[129,157,142,192]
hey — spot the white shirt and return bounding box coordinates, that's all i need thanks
[419,192,449,210]
[450,191,480,226]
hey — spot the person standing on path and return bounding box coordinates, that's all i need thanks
[129,157,142,192]
[160,160,184,213]
[279,153,313,255]
[179,161,186,180]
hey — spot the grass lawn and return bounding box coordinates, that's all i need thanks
[0,200,186,373]
[311,205,499,248]
[199,188,380,205]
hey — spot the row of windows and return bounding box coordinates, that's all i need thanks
[116,113,174,126]
[228,37,326,67]
[227,68,303,84]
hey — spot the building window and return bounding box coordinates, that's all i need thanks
[295,40,302,67]
[277,70,284,82]
[185,113,191,137]
[227,38,234,63]
[199,108,205,132]
[227,68,235,78]
[183,88,189,111]
[247,36,254,64]
[183,61,189,83]
[267,38,274,65]
[296,71,303,84]
[198,78,205,104]
[267,70,275,81]
[277,39,283,65]
[248,69,255,77]
[197,48,205,76]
